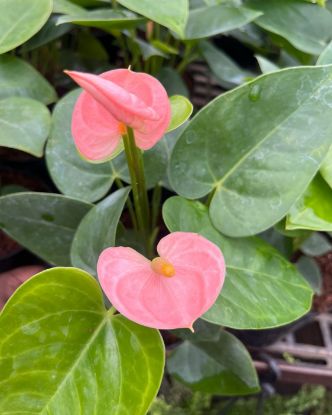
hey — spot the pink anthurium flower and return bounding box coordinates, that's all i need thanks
[64,68,171,162]
[97,232,226,330]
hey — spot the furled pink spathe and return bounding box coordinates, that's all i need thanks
[97,232,226,330]
[64,69,171,162]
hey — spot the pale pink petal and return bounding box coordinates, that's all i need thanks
[97,232,226,330]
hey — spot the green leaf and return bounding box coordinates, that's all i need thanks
[247,0,332,55]
[57,9,145,30]
[134,38,168,60]
[170,66,332,237]
[71,187,130,275]
[53,0,84,14]
[317,40,332,65]
[255,54,280,74]
[0,192,92,266]
[321,145,332,188]
[300,232,332,256]
[162,196,313,329]
[0,97,51,157]
[0,0,53,54]
[116,0,189,37]
[46,90,115,203]
[0,267,164,414]
[287,175,332,231]
[200,40,252,88]
[168,95,193,132]
[168,321,259,395]
[183,4,262,39]
[296,256,322,294]
[0,55,57,105]
[158,67,189,97]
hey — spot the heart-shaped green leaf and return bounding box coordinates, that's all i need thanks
[183,4,261,39]
[0,97,51,157]
[0,0,53,54]
[0,267,164,414]
[116,0,189,37]
[247,0,332,55]
[71,187,130,275]
[168,321,259,395]
[0,192,92,266]
[286,174,332,231]
[0,55,57,104]
[46,90,115,203]
[168,95,193,132]
[170,66,332,237]
[57,9,145,30]
[200,40,252,88]
[163,196,313,329]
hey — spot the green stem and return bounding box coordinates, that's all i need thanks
[115,177,138,230]
[122,128,151,253]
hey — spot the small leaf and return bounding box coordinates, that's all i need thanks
[247,0,332,55]
[300,232,332,256]
[0,192,92,266]
[53,0,85,14]
[116,0,189,37]
[46,90,115,203]
[0,0,53,53]
[168,321,259,395]
[183,4,262,39]
[168,95,193,132]
[0,97,51,157]
[0,267,164,414]
[57,9,145,30]
[296,256,322,294]
[71,187,130,275]
[255,54,280,74]
[321,145,332,188]
[317,40,332,65]
[0,55,57,104]
[287,175,332,231]
[163,196,313,329]
[200,40,252,88]
[170,65,332,237]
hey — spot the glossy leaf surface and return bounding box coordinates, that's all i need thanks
[0,0,53,53]
[168,95,193,132]
[287,175,332,231]
[46,90,115,203]
[117,0,189,37]
[170,66,332,237]
[163,197,313,329]
[168,321,259,395]
[71,187,130,275]
[247,0,332,55]
[183,4,261,39]
[0,192,92,266]
[0,267,164,414]
[0,55,56,104]
[0,97,51,157]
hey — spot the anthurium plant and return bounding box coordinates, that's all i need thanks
[0,0,332,413]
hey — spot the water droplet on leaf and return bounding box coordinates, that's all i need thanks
[249,84,261,102]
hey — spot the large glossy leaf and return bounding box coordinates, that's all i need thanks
[0,192,92,266]
[0,97,51,157]
[200,40,252,89]
[170,66,332,237]
[286,175,332,231]
[168,321,259,395]
[57,9,145,30]
[321,145,332,188]
[247,0,332,55]
[163,196,313,329]
[46,90,115,203]
[0,0,53,54]
[0,55,57,105]
[116,0,189,37]
[71,187,130,275]
[0,267,164,414]
[183,4,261,39]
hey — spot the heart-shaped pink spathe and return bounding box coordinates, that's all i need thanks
[97,232,226,330]
[64,69,171,162]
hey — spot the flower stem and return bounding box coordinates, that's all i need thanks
[122,127,151,254]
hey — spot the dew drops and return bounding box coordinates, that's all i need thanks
[249,84,261,102]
